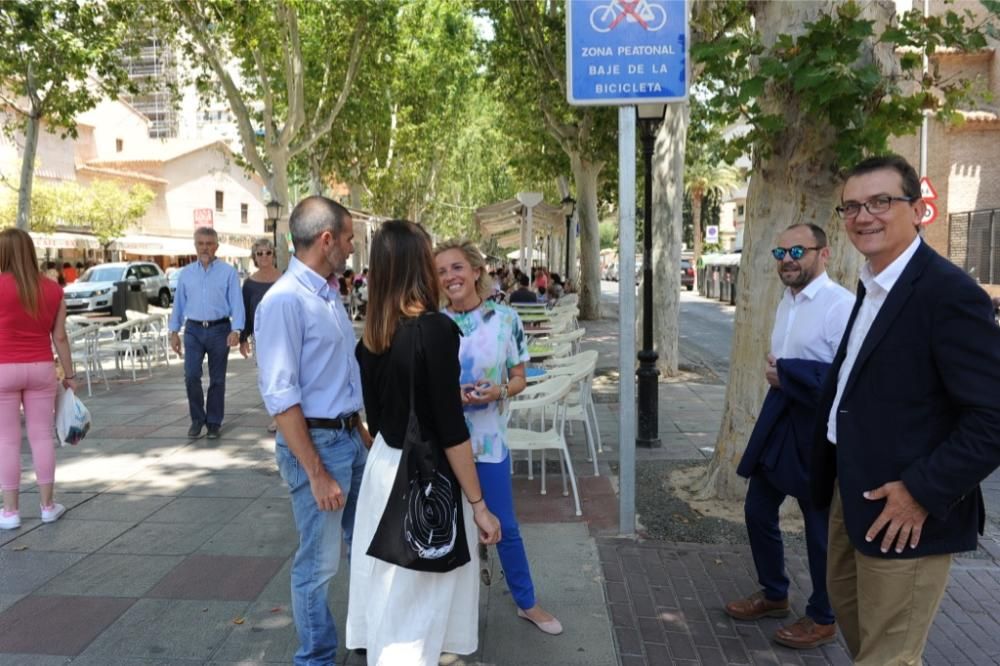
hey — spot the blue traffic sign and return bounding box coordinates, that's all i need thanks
[566,0,688,106]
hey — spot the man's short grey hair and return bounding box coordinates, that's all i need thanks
[289,196,350,252]
[194,227,219,241]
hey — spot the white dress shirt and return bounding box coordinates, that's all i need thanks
[254,256,363,419]
[771,272,854,364]
[827,235,923,443]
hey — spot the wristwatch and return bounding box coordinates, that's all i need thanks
[498,383,509,401]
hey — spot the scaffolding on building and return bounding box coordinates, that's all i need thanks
[122,38,179,139]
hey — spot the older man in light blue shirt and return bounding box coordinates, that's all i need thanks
[169,227,245,440]
[254,196,370,666]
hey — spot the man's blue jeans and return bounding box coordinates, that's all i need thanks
[183,323,230,427]
[276,427,367,666]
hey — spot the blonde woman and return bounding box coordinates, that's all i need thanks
[434,239,563,636]
[0,229,75,529]
[240,237,282,432]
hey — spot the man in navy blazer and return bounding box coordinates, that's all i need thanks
[725,224,853,649]
[811,155,1000,665]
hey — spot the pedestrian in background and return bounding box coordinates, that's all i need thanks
[812,154,1000,664]
[0,228,76,530]
[724,223,852,649]
[61,262,77,284]
[169,227,245,440]
[348,220,501,664]
[240,237,282,433]
[436,238,563,636]
[255,197,371,665]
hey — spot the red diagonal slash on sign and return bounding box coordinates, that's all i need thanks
[608,0,649,31]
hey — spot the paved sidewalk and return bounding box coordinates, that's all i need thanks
[0,354,615,665]
[3,298,1000,665]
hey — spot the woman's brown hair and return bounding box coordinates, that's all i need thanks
[433,238,493,304]
[362,220,441,354]
[0,227,44,316]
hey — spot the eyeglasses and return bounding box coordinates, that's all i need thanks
[771,245,821,261]
[835,195,915,219]
[256,250,273,256]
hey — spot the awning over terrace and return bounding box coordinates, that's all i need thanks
[474,194,567,269]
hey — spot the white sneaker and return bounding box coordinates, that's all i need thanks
[40,503,65,523]
[0,510,21,530]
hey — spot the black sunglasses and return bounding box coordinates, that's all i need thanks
[772,245,821,261]
[256,250,273,256]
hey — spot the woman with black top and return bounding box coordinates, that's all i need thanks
[346,220,501,664]
[239,238,282,432]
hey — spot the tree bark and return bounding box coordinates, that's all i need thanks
[694,0,895,500]
[572,154,603,320]
[269,154,291,271]
[16,112,40,231]
[649,103,688,377]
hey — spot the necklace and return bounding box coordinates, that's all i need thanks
[451,298,483,315]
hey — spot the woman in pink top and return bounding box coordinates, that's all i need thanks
[0,229,75,530]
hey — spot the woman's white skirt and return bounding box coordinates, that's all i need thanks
[346,433,479,665]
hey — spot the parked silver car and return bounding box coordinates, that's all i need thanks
[64,261,172,312]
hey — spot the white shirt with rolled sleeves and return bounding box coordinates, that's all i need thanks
[826,235,923,444]
[254,257,363,419]
[771,271,854,364]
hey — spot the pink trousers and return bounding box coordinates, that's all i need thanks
[0,362,57,491]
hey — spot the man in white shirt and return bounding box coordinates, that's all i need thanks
[725,224,853,650]
[255,197,372,665]
[812,155,1000,665]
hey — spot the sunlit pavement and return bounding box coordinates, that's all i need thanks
[0,301,997,664]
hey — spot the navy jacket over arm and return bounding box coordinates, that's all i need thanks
[738,358,831,500]
[810,242,1000,558]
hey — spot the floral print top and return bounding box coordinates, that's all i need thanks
[444,299,530,463]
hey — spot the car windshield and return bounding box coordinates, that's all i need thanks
[78,267,123,283]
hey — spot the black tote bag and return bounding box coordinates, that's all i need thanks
[366,317,471,573]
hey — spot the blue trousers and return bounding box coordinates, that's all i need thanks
[745,473,834,625]
[183,323,230,427]
[477,454,536,610]
[276,427,367,666]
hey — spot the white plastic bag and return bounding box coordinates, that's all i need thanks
[55,384,91,447]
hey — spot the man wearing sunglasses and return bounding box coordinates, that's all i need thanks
[811,155,1000,664]
[726,224,853,649]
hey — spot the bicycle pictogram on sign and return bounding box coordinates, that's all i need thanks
[590,0,668,32]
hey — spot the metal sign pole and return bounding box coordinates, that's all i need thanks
[618,106,637,537]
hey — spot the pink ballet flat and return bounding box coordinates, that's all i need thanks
[517,608,563,635]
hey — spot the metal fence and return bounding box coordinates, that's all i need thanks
[949,208,1000,286]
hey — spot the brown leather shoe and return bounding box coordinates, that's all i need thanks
[724,591,790,620]
[773,616,837,649]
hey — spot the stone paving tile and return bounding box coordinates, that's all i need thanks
[74,598,248,662]
[99,520,225,555]
[144,497,255,524]
[599,538,1000,665]
[147,553,286,601]
[0,595,135,656]
[36,553,184,597]
[1,519,133,554]
[0,550,86,595]
[62,493,174,523]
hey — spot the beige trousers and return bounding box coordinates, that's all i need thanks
[827,487,952,665]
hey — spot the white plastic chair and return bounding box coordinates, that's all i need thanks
[95,320,153,381]
[67,325,108,396]
[537,350,601,475]
[506,375,581,516]
[540,327,586,353]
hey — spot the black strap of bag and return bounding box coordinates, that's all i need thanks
[365,315,471,572]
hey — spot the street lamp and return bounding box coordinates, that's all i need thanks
[560,195,576,279]
[636,103,666,448]
[265,199,282,261]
